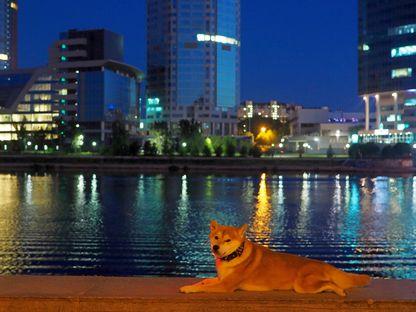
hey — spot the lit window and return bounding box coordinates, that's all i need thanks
[196,34,240,46]
[60,56,67,62]
[61,44,67,50]
[392,68,413,78]
[59,89,68,95]
[389,24,416,36]
[361,44,370,51]
[0,54,8,61]
[391,45,416,58]
[10,2,17,10]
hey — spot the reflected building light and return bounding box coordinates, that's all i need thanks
[251,173,272,243]
[205,176,213,199]
[175,175,190,231]
[333,175,342,212]
[137,174,145,198]
[277,175,284,206]
[0,174,20,274]
[91,174,98,204]
[178,175,190,213]
[24,174,32,205]
[75,174,86,208]
[297,172,311,238]
[342,182,361,246]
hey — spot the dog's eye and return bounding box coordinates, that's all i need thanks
[225,239,231,242]
[215,236,218,240]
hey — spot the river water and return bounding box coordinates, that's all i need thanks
[0,171,415,279]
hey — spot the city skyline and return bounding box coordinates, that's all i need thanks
[19,0,358,112]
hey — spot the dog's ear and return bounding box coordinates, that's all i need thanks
[238,224,248,237]
[210,220,218,231]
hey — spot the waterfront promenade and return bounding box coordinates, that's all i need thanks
[0,276,414,311]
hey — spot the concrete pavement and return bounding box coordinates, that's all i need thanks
[0,276,415,311]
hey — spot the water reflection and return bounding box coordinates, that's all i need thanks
[0,172,414,279]
[251,173,272,243]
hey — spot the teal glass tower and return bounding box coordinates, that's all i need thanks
[147,0,240,135]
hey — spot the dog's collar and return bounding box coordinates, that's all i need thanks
[220,241,245,262]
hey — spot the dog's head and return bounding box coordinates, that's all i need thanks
[209,220,248,258]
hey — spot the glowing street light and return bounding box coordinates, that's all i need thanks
[27,141,32,146]
[260,127,267,133]
[92,141,97,147]
[182,142,187,148]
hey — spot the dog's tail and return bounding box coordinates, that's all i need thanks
[330,268,371,289]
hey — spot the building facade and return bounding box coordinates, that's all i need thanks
[49,29,143,143]
[146,0,240,135]
[0,29,143,146]
[0,0,18,70]
[359,0,416,143]
[0,68,58,143]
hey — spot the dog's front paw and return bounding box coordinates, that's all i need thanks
[180,285,199,294]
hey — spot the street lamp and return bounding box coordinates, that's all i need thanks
[182,142,187,148]
[260,127,267,133]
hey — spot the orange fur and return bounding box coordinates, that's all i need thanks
[180,221,371,296]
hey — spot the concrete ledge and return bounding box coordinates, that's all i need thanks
[0,276,415,311]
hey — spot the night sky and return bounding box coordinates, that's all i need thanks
[20,0,358,111]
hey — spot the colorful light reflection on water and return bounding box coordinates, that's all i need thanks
[0,172,415,279]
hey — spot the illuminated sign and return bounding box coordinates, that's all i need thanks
[197,34,240,46]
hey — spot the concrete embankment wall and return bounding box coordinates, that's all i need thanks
[0,155,414,174]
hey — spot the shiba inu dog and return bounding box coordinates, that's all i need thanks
[180,221,371,296]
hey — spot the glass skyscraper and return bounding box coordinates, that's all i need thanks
[147,0,240,135]
[359,0,416,143]
[0,0,18,70]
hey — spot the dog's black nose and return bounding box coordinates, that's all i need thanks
[213,245,219,251]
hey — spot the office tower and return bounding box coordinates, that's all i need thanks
[359,0,416,143]
[49,29,143,142]
[147,0,240,135]
[0,0,18,69]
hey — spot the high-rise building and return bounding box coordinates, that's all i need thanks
[359,0,416,143]
[49,29,143,143]
[146,0,240,135]
[0,0,18,70]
